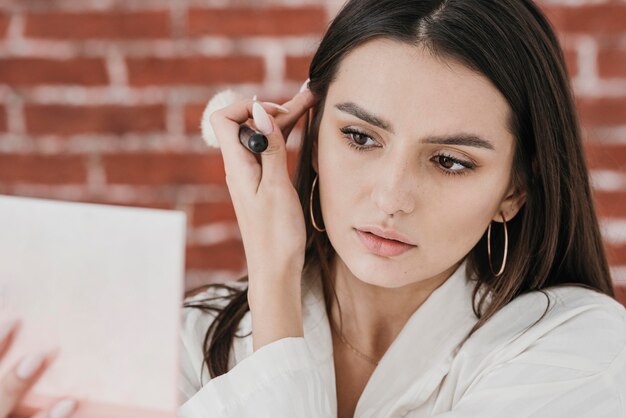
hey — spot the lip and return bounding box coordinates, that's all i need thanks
[356,225,415,245]
[355,228,416,257]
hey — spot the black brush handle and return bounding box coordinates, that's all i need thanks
[238,124,268,153]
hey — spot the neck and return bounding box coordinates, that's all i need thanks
[328,258,461,360]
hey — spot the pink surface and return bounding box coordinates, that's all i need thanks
[0,196,186,417]
[10,393,175,418]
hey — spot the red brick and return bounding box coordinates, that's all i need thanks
[606,242,626,266]
[598,47,626,79]
[577,97,626,126]
[593,191,626,219]
[25,11,170,39]
[0,105,6,132]
[79,199,173,211]
[192,201,236,226]
[615,284,626,309]
[0,154,86,184]
[185,103,205,134]
[25,105,165,136]
[29,196,174,211]
[286,149,300,178]
[563,47,577,79]
[584,143,626,172]
[186,241,245,270]
[285,56,312,83]
[187,6,326,37]
[0,58,107,86]
[127,56,264,86]
[102,152,225,185]
[0,14,9,38]
[543,5,626,35]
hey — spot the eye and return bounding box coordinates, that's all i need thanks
[432,153,476,176]
[340,127,379,152]
[340,127,476,177]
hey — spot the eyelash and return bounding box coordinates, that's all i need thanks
[339,127,477,177]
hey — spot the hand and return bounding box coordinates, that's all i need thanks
[209,87,318,295]
[210,87,317,351]
[0,320,77,418]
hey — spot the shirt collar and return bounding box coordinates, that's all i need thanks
[301,258,482,416]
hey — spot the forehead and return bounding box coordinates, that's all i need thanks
[327,38,513,144]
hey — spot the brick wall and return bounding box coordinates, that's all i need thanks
[0,0,624,304]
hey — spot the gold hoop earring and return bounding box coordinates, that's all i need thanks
[487,212,508,277]
[310,174,326,232]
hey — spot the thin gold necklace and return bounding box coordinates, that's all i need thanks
[332,325,379,366]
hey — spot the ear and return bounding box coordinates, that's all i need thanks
[492,185,526,223]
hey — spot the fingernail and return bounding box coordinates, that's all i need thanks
[252,100,273,135]
[49,398,77,418]
[299,78,310,93]
[262,101,289,113]
[16,352,45,380]
[0,319,18,343]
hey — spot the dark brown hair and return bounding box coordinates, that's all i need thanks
[184,0,616,383]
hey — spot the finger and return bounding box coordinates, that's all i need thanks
[273,89,318,138]
[210,98,283,194]
[30,398,77,418]
[251,102,290,187]
[212,98,283,147]
[259,88,317,186]
[247,89,317,187]
[0,352,49,418]
[0,320,19,361]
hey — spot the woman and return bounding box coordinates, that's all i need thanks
[178,0,626,417]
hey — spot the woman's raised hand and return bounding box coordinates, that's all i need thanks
[209,85,317,294]
[209,84,317,350]
[0,320,77,418]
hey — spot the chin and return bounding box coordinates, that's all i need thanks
[340,254,417,289]
[328,226,417,287]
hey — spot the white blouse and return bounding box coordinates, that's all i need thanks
[177,260,626,417]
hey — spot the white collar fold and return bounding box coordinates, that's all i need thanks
[300,259,481,416]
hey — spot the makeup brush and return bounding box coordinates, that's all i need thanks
[200,88,289,154]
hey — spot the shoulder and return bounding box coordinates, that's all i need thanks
[441,286,626,416]
[516,285,626,353]
[461,285,626,373]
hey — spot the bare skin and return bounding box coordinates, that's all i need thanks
[210,35,526,418]
[0,320,78,418]
[311,39,527,416]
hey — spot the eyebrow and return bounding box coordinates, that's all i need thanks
[334,101,496,151]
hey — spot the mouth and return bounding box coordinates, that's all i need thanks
[354,228,416,257]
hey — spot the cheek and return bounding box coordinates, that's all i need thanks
[317,121,509,244]
[317,125,363,198]
[317,160,355,228]
[421,176,509,252]
[315,142,366,256]
[428,200,490,249]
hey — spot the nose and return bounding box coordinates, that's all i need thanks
[371,156,417,216]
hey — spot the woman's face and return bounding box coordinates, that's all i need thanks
[313,38,525,289]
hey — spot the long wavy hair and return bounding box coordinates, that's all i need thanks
[183,0,615,382]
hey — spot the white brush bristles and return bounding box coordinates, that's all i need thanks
[200,88,244,149]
